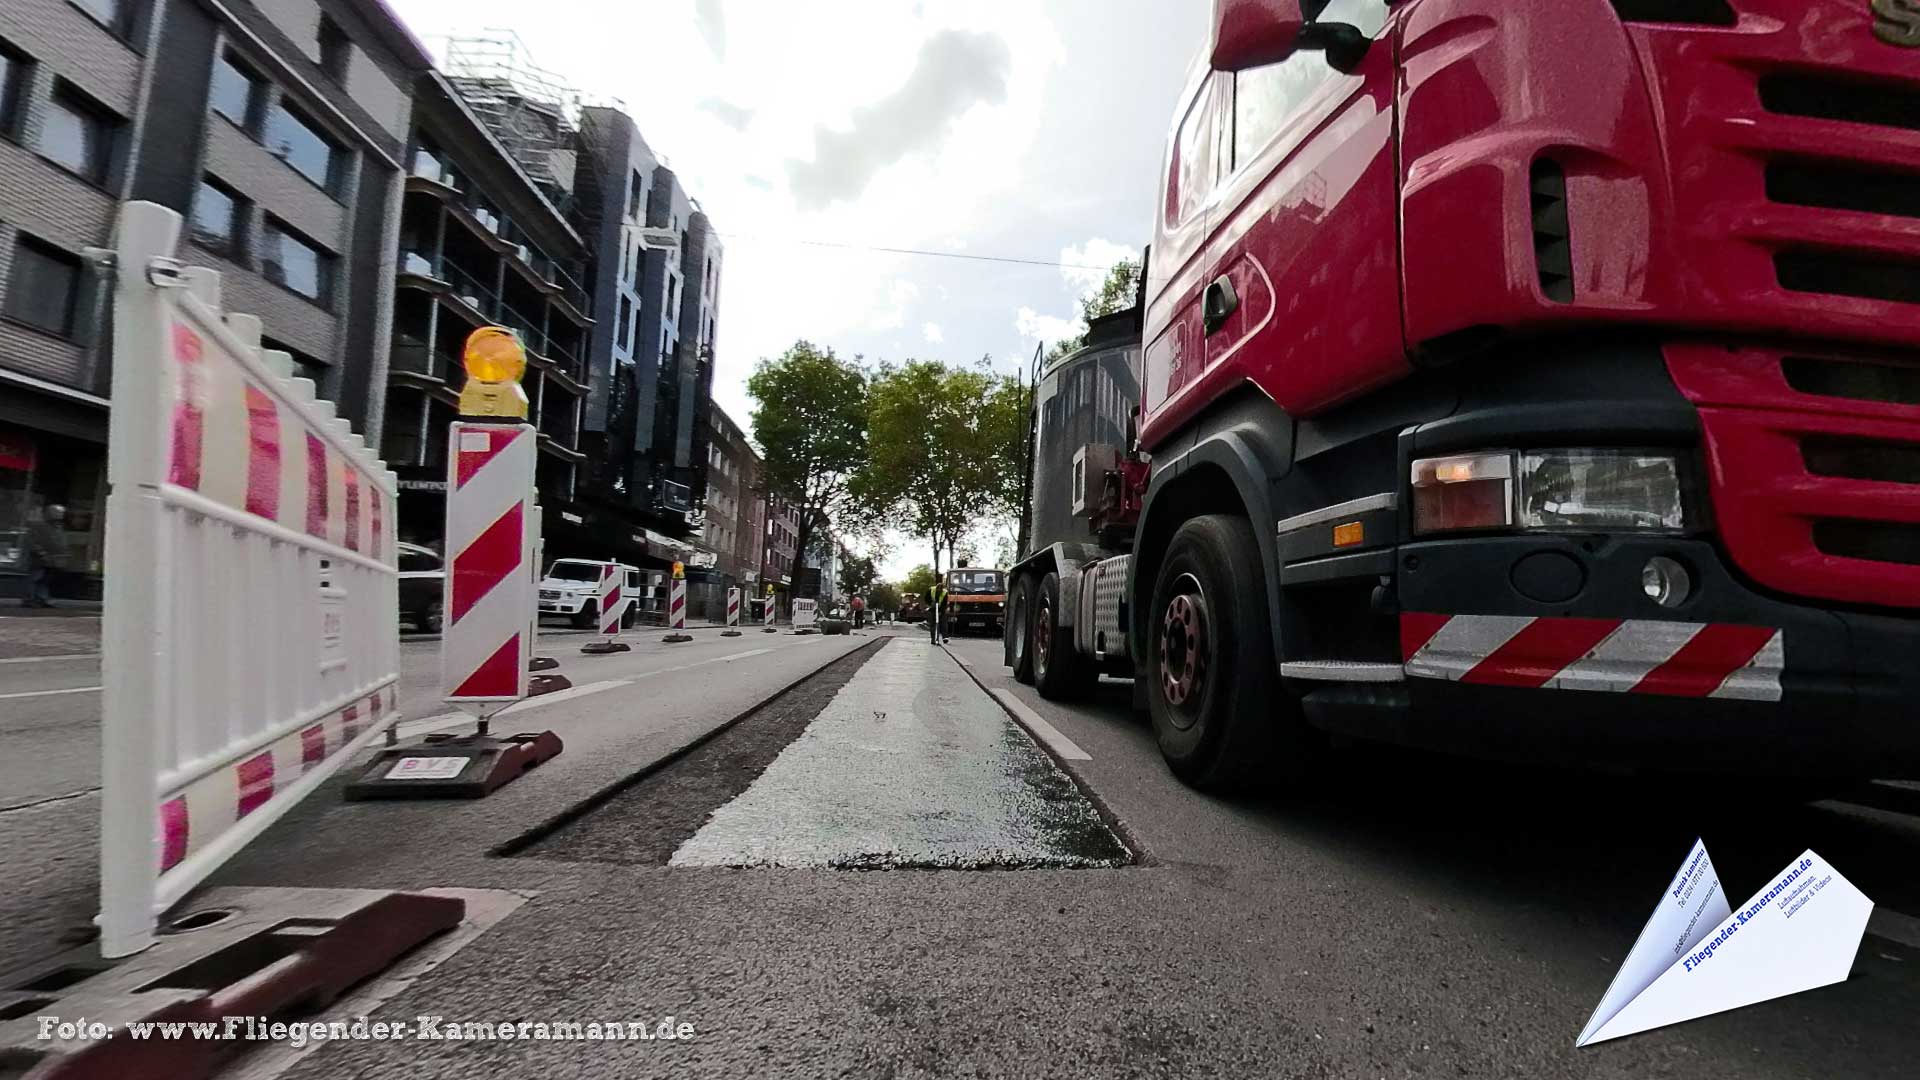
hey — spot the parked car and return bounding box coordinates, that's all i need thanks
[398,542,444,633]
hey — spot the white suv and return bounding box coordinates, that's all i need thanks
[539,559,649,629]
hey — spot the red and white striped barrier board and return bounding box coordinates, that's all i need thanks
[1401,613,1785,701]
[726,587,741,627]
[596,563,629,639]
[100,203,401,957]
[669,575,687,631]
[442,422,536,710]
[764,593,776,628]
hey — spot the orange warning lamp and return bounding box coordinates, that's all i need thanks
[672,560,685,580]
[458,327,529,419]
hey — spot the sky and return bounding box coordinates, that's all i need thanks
[386,0,1207,578]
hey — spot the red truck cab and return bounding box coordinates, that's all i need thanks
[1049,0,1920,788]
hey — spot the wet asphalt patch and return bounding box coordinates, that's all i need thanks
[516,638,886,866]
[520,637,1130,870]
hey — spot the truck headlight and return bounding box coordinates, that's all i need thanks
[1412,450,1686,535]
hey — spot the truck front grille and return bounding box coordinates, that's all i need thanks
[1759,73,1920,135]
[1665,343,1920,611]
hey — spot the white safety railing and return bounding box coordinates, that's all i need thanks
[99,202,401,957]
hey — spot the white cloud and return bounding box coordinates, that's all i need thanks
[871,280,921,331]
[922,322,945,344]
[1059,237,1139,300]
[1015,306,1078,348]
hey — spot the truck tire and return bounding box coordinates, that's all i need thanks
[1007,574,1035,684]
[1146,514,1304,791]
[1033,571,1090,700]
[571,600,597,630]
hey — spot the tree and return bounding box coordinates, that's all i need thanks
[840,551,879,595]
[901,564,940,600]
[747,342,869,612]
[1043,257,1141,363]
[863,360,1023,573]
[866,582,900,615]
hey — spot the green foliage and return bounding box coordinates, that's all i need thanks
[747,341,870,583]
[1042,256,1141,363]
[900,564,940,599]
[865,581,900,613]
[863,359,1025,571]
[840,551,879,595]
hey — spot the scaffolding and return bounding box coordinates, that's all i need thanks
[442,31,623,203]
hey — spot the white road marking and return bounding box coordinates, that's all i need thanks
[1868,909,1920,952]
[0,684,101,701]
[396,647,790,736]
[0,653,99,665]
[990,688,1091,761]
[399,679,630,736]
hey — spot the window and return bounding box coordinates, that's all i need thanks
[399,547,439,573]
[617,295,632,350]
[0,42,30,141]
[41,84,119,184]
[265,100,338,191]
[190,178,246,254]
[317,16,352,83]
[4,236,82,338]
[210,52,262,131]
[258,219,334,305]
[628,170,643,219]
[1169,78,1215,226]
[72,0,132,36]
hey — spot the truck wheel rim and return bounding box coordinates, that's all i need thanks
[1011,594,1027,664]
[1035,599,1053,671]
[1160,575,1207,724]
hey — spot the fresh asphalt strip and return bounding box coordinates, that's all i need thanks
[490,637,889,858]
[514,640,885,866]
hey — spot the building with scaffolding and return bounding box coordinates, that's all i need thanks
[382,31,722,574]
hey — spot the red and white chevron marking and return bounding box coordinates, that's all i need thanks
[597,563,627,638]
[764,593,776,627]
[443,423,536,704]
[158,683,397,874]
[1401,613,1785,701]
[669,575,687,631]
[726,587,741,627]
[166,319,389,556]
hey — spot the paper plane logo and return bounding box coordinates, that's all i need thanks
[1577,840,1873,1046]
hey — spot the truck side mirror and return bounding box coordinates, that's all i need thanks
[1210,0,1307,71]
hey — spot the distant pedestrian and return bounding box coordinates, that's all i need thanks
[851,594,866,629]
[23,504,66,608]
[926,582,948,645]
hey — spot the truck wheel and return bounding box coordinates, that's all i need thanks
[571,600,597,630]
[1147,514,1299,791]
[1007,575,1035,684]
[1033,571,1090,700]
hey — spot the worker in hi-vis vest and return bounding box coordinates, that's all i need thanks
[927,582,948,645]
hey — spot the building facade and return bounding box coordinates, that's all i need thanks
[377,70,590,553]
[700,402,761,588]
[761,493,798,604]
[0,0,430,599]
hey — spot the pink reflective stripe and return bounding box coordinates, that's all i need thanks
[305,434,329,537]
[235,751,275,818]
[243,383,280,518]
[343,467,360,552]
[169,324,206,489]
[160,797,189,871]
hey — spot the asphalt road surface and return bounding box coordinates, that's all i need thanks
[7,622,1919,1077]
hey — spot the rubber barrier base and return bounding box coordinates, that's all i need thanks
[580,640,631,654]
[791,628,820,635]
[721,629,743,637]
[663,633,693,643]
[762,627,779,633]
[528,673,572,696]
[528,655,559,671]
[344,731,564,799]
[0,887,463,1080]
